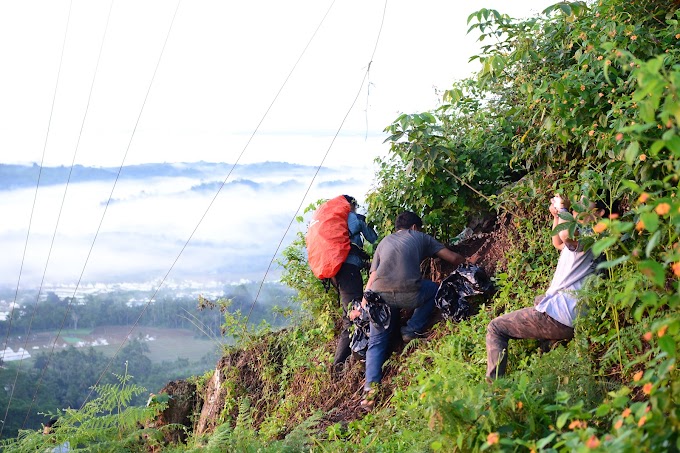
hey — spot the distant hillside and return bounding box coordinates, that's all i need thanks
[0,161,338,191]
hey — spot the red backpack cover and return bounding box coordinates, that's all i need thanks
[306,196,351,279]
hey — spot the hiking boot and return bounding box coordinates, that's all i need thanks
[401,327,422,344]
[330,362,345,380]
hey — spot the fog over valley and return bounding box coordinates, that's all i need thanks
[0,161,373,293]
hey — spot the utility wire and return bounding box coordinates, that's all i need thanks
[0,0,74,437]
[78,0,339,409]
[243,0,390,329]
[17,0,116,429]
[18,0,178,427]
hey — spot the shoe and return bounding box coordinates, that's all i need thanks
[401,327,419,343]
[360,387,377,411]
[330,362,344,380]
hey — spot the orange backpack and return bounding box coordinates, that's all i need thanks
[306,196,352,279]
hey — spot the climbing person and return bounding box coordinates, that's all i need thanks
[330,195,378,373]
[305,195,378,376]
[353,211,466,409]
[485,192,617,380]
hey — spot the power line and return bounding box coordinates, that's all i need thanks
[76,0,340,410]
[243,0,390,329]
[0,0,74,437]
[18,0,179,428]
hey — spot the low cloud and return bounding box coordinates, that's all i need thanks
[0,162,374,290]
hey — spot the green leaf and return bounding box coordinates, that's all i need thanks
[620,180,642,193]
[624,141,640,166]
[645,230,661,257]
[595,403,611,417]
[638,260,666,287]
[558,3,572,16]
[556,412,570,429]
[667,135,680,157]
[552,222,571,235]
[536,433,557,449]
[635,291,659,321]
[596,255,629,270]
[658,336,676,357]
[592,237,618,256]
[650,140,666,157]
[640,212,660,233]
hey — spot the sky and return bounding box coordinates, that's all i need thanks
[0,0,558,291]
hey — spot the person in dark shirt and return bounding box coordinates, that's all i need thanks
[353,211,466,409]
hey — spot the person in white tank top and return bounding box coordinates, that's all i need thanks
[486,192,615,380]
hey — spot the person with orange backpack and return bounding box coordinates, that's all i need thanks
[306,195,377,375]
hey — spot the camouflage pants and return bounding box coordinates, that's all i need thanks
[486,307,574,379]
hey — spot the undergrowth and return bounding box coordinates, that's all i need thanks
[5,0,679,451]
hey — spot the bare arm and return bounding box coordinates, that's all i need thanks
[350,271,377,319]
[436,247,465,267]
[551,194,579,251]
[364,270,377,292]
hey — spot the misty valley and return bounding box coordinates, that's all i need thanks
[0,282,297,439]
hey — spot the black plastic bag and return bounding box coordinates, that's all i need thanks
[349,291,391,356]
[435,265,492,322]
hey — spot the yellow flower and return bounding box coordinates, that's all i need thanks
[517,401,523,409]
[631,35,637,40]
[614,418,623,429]
[655,203,670,215]
[622,408,631,418]
[580,85,586,91]
[658,325,668,337]
[615,133,624,141]
[672,262,680,277]
[638,192,650,203]
[569,420,587,430]
[638,416,647,427]
[586,435,601,449]
[639,154,647,161]
[635,220,645,231]
[633,370,643,382]
[643,331,653,342]
[642,382,653,395]
[487,432,500,445]
[593,222,608,234]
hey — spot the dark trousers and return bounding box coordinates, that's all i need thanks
[486,307,574,379]
[331,263,364,365]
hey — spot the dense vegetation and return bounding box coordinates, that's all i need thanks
[3,0,679,451]
[0,282,295,338]
[0,285,293,440]
[0,339,218,440]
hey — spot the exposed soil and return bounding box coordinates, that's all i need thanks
[153,212,522,443]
